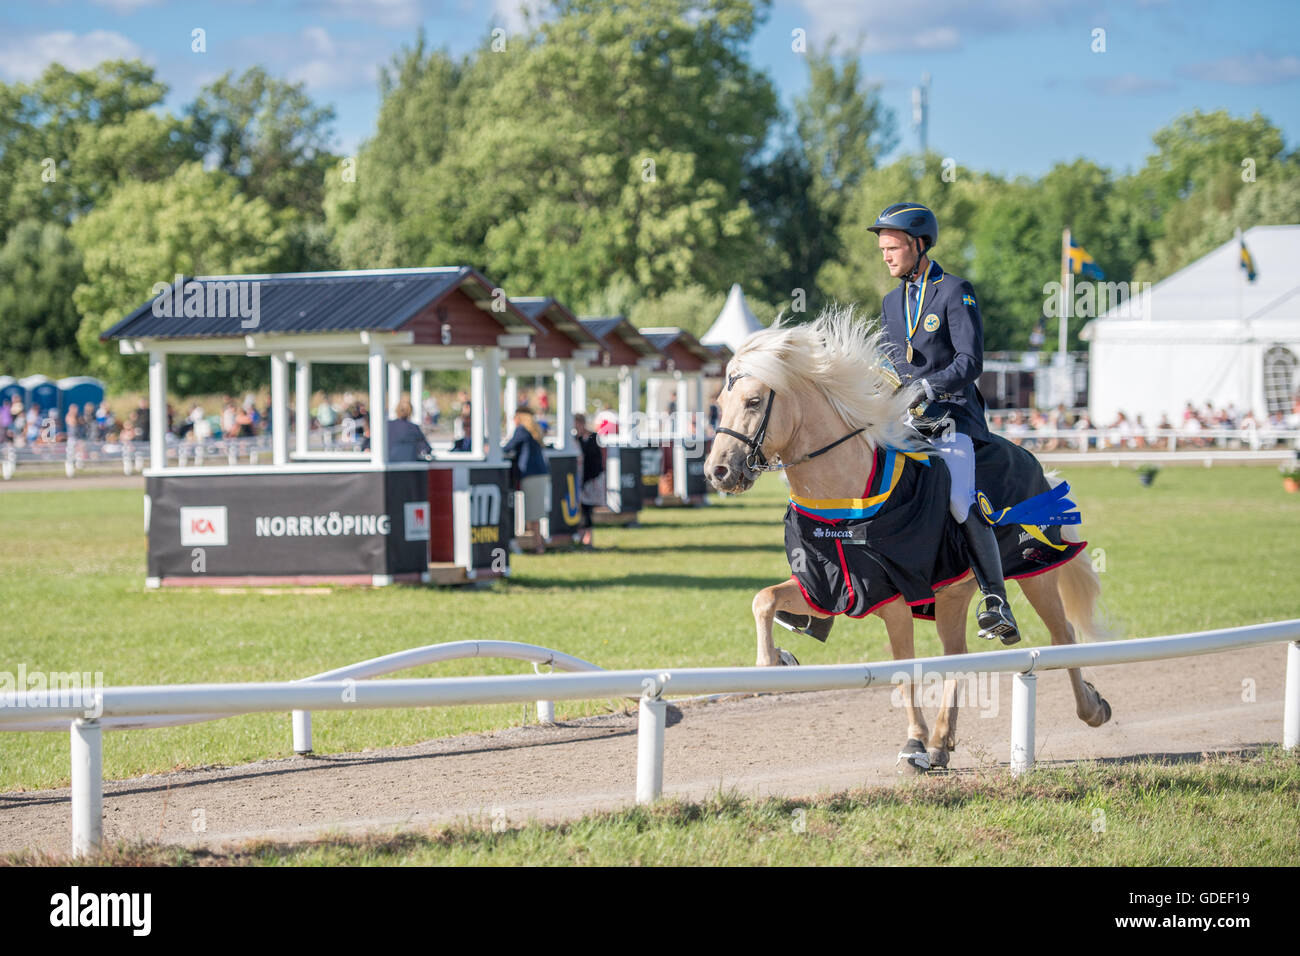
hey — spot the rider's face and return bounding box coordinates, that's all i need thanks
[878,230,918,278]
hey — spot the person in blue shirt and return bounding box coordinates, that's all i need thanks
[866,201,1019,644]
[387,397,432,461]
[504,406,551,553]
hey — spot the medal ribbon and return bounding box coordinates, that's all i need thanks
[904,264,930,358]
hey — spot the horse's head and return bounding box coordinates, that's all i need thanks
[705,307,929,495]
[706,367,800,494]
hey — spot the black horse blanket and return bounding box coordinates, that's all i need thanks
[784,435,1086,624]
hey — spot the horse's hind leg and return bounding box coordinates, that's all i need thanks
[1018,567,1112,727]
[929,574,977,769]
[752,578,827,667]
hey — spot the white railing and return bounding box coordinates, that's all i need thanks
[991,425,1298,455]
[3,621,1298,856]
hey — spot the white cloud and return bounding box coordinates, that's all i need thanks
[792,0,1071,53]
[491,0,536,35]
[0,30,145,81]
[238,27,386,94]
[1181,52,1300,86]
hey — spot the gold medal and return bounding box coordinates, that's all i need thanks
[906,343,913,363]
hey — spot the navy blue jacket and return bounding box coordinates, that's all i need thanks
[503,425,550,479]
[387,417,432,461]
[880,260,990,442]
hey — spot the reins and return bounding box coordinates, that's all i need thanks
[715,371,865,473]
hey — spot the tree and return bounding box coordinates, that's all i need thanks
[187,67,337,214]
[0,60,190,236]
[0,220,86,373]
[331,0,779,309]
[71,163,289,390]
[1134,110,1289,281]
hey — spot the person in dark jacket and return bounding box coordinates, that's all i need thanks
[504,406,550,553]
[387,398,432,461]
[573,413,604,547]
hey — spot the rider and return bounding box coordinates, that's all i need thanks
[866,201,1019,644]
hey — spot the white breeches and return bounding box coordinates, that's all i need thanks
[932,430,976,522]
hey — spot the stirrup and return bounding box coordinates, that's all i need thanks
[976,593,1020,645]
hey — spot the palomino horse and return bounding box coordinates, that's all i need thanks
[704,308,1112,773]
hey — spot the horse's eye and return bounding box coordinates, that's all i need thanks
[745,396,761,408]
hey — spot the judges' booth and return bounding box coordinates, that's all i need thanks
[638,328,725,506]
[103,267,544,588]
[576,318,663,524]
[504,298,604,549]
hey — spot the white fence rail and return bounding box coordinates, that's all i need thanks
[3,621,1298,857]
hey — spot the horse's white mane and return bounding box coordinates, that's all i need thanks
[727,305,928,453]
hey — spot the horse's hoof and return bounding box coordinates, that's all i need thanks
[1097,697,1113,725]
[1081,682,1113,727]
[927,747,950,770]
[776,647,800,667]
[897,738,930,775]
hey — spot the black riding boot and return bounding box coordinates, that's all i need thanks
[960,517,1020,645]
[774,611,835,643]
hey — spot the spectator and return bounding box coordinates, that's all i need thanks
[573,413,604,548]
[504,406,550,554]
[65,405,85,441]
[316,395,338,430]
[423,394,441,428]
[387,398,432,461]
[451,403,474,452]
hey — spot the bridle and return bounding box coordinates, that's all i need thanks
[715,370,865,474]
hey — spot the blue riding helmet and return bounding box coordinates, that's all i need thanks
[867,202,938,253]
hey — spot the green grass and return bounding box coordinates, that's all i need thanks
[8,749,1297,866]
[2,463,1298,792]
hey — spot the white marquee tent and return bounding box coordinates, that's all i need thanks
[701,283,764,353]
[1080,224,1300,426]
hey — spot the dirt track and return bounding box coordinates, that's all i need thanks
[0,642,1289,856]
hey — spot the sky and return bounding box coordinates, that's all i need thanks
[1,0,1297,178]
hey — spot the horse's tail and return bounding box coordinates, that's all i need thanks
[1046,472,1118,642]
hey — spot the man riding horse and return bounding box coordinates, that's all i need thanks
[776,201,1022,646]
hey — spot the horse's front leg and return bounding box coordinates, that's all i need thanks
[752,579,824,666]
[876,595,929,773]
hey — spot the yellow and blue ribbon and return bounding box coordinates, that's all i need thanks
[789,449,930,520]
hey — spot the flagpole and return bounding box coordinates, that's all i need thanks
[1236,227,1254,418]
[1060,228,1071,407]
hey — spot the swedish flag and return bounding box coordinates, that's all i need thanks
[1240,237,1258,282]
[1068,237,1105,280]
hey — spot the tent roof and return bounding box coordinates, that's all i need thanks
[1085,225,1300,332]
[701,283,763,351]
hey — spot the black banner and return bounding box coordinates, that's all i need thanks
[684,441,710,498]
[547,453,582,535]
[614,446,642,512]
[467,465,513,570]
[146,470,431,578]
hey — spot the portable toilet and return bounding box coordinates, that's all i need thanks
[0,376,19,410]
[57,376,106,420]
[19,374,60,431]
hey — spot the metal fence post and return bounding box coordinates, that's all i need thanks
[1285,641,1300,752]
[636,692,667,804]
[71,718,103,857]
[1010,672,1037,776]
[292,710,312,753]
